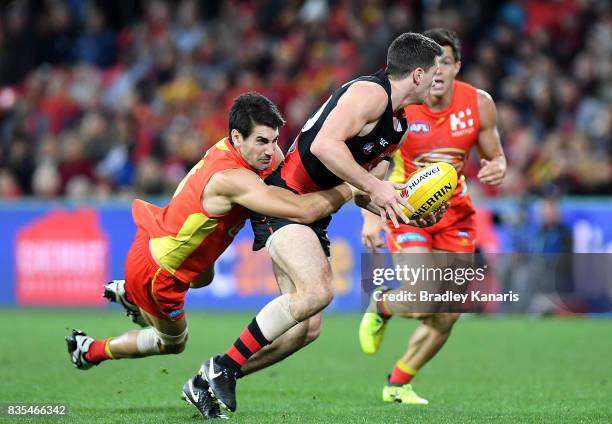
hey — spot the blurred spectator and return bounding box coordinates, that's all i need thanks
[0,168,21,198]
[531,194,573,253]
[38,0,76,66]
[0,3,37,85]
[6,134,35,194]
[58,131,95,194]
[173,0,206,55]
[502,192,575,312]
[31,162,60,198]
[135,157,165,196]
[95,113,136,189]
[0,0,610,199]
[73,7,117,67]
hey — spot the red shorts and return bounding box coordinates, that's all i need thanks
[124,229,189,321]
[386,194,477,253]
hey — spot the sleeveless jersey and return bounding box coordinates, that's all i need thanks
[276,70,407,194]
[389,80,481,199]
[132,138,277,284]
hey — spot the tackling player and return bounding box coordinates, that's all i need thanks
[195,33,445,413]
[65,92,353,419]
[359,28,506,405]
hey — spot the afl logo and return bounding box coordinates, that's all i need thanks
[363,142,375,155]
[408,122,430,133]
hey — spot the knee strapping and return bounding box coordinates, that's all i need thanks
[136,327,188,354]
[158,327,188,346]
[136,328,161,354]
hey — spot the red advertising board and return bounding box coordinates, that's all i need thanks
[15,209,109,306]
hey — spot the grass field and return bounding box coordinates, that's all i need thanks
[1,309,611,423]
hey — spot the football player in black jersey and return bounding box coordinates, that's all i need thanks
[191,33,445,413]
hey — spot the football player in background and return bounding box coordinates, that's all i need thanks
[359,28,506,405]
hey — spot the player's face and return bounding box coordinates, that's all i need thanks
[415,56,440,102]
[233,125,279,170]
[430,46,461,97]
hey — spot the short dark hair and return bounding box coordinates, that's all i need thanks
[423,28,462,62]
[386,32,443,79]
[228,92,285,139]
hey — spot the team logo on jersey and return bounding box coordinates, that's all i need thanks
[450,108,475,136]
[379,137,388,147]
[363,142,375,155]
[408,122,430,133]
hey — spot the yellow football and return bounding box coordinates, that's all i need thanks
[399,162,458,219]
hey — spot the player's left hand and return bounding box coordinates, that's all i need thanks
[408,201,449,228]
[478,158,505,186]
[361,218,385,252]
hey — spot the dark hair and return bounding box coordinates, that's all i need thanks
[228,92,285,139]
[386,32,443,79]
[423,28,462,62]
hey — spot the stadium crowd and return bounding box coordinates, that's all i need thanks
[0,0,610,199]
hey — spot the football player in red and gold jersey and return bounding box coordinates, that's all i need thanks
[65,92,353,419]
[359,29,506,404]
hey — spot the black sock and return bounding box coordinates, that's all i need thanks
[217,318,270,373]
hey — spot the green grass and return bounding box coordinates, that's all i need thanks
[1,309,611,423]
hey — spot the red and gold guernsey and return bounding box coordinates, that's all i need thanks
[390,80,481,200]
[132,138,277,284]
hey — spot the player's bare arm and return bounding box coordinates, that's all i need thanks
[476,90,506,186]
[205,168,352,224]
[309,81,410,227]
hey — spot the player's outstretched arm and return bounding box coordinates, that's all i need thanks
[476,89,506,186]
[309,82,410,227]
[207,168,352,224]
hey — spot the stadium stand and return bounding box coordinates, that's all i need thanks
[0,0,610,199]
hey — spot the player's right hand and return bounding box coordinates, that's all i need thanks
[368,180,411,228]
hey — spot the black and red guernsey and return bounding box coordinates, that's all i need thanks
[251,70,408,255]
[270,69,408,194]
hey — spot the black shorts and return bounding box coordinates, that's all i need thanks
[251,214,332,257]
[251,168,334,256]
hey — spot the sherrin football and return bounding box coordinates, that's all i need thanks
[399,162,458,220]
